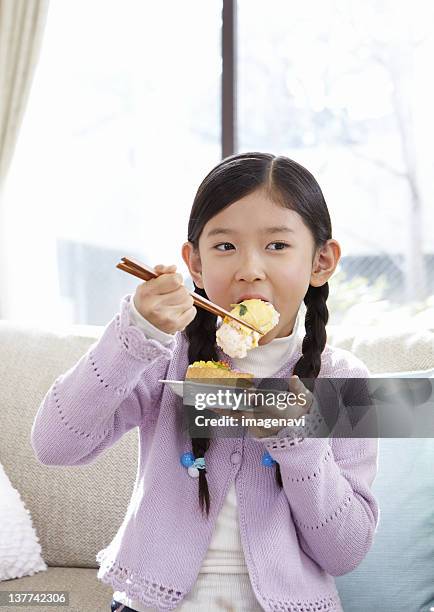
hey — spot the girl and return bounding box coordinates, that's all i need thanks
[31,152,379,612]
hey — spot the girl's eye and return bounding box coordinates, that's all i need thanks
[267,242,290,250]
[214,242,235,251]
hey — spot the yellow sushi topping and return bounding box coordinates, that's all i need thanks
[225,299,277,335]
[189,360,231,369]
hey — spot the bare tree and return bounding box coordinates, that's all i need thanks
[238,0,430,302]
[365,35,427,301]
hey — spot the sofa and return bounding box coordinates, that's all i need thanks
[0,308,433,612]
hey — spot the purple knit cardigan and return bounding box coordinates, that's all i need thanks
[31,294,379,612]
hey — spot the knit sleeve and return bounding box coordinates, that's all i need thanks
[265,436,379,576]
[259,358,379,576]
[30,293,176,466]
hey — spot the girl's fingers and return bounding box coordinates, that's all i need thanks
[154,263,177,276]
[210,408,255,420]
[289,375,314,412]
[290,374,302,386]
[210,408,243,421]
[289,374,307,394]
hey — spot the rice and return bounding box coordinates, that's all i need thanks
[216,324,260,358]
[216,299,280,358]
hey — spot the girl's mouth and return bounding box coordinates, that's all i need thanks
[237,294,270,303]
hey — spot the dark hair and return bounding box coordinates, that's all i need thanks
[182,152,331,518]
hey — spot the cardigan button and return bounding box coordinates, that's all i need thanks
[230,451,242,465]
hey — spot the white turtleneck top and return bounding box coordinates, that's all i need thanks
[127,297,303,574]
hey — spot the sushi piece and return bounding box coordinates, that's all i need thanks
[216,299,279,358]
[186,360,254,381]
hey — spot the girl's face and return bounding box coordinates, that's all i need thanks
[182,189,340,344]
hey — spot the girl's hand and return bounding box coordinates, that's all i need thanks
[133,264,197,334]
[210,375,314,438]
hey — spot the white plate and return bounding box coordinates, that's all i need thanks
[159,379,264,412]
[159,379,258,397]
[159,379,184,397]
[159,379,248,398]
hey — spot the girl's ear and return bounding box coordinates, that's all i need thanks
[310,239,341,287]
[181,241,204,288]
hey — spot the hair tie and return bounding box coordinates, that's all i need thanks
[261,450,277,467]
[180,452,206,478]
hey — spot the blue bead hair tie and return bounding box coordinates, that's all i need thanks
[180,452,206,478]
[261,450,277,467]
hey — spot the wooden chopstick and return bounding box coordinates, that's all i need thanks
[116,256,264,335]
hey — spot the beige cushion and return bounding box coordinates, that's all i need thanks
[0,320,136,573]
[1,567,114,612]
[327,324,434,373]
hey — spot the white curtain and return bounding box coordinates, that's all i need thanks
[0,0,50,318]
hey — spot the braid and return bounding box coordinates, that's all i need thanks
[183,286,219,518]
[274,283,330,488]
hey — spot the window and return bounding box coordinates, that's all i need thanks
[3,0,221,325]
[238,0,434,325]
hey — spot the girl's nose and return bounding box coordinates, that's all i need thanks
[234,256,266,283]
